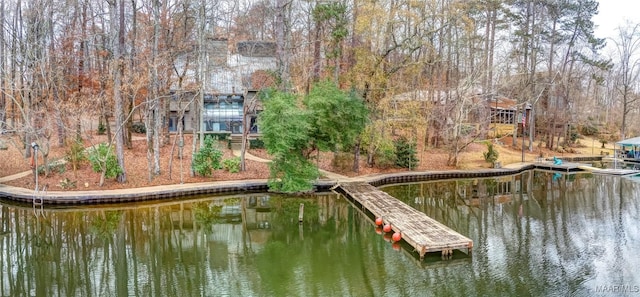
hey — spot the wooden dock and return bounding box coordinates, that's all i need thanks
[577,165,640,176]
[533,161,584,172]
[336,182,473,259]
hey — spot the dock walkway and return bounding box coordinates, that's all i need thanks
[577,165,640,176]
[532,161,583,172]
[533,159,640,176]
[336,182,473,259]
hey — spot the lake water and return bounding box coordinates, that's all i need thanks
[1,171,639,296]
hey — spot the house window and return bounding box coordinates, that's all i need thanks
[169,117,176,131]
[169,116,185,131]
[198,94,252,133]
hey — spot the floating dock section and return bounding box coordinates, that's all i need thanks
[532,161,583,172]
[336,182,473,259]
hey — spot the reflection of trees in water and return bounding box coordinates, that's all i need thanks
[192,202,223,229]
[0,193,361,296]
[2,176,639,296]
[90,210,123,239]
[377,172,640,295]
[253,193,396,296]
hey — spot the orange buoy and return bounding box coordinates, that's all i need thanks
[375,227,383,235]
[375,217,383,226]
[392,232,402,242]
[382,224,392,233]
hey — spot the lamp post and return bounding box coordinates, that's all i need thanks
[31,142,39,191]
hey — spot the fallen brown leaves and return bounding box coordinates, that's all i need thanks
[1,134,270,191]
[0,132,593,192]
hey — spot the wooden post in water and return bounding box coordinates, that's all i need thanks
[298,203,304,223]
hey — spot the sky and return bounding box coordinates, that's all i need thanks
[593,0,640,40]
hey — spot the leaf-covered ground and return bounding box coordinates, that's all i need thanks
[0,133,608,191]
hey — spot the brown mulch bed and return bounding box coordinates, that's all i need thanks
[1,131,586,192]
[2,134,270,191]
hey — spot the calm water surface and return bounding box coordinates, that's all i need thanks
[1,171,639,296]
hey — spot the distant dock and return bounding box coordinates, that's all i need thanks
[335,182,473,259]
[532,161,583,172]
[576,165,640,176]
[533,158,640,176]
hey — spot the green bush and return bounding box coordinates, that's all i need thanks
[223,157,241,173]
[88,143,123,179]
[65,140,86,172]
[207,133,230,141]
[567,125,579,144]
[97,121,106,135]
[130,122,146,134]
[268,155,319,193]
[483,142,499,167]
[249,138,265,149]
[394,137,419,169]
[192,136,224,176]
[376,143,397,169]
[36,162,66,176]
[580,124,599,136]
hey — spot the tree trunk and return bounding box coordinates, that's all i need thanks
[0,0,5,134]
[125,0,138,150]
[152,0,161,176]
[113,0,127,183]
[275,0,290,90]
[240,93,249,172]
[146,109,154,182]
[352,138,360,173]
[311,16,322,90]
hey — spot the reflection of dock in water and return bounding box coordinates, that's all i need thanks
[336,182,473,259]
[394,238,472,268]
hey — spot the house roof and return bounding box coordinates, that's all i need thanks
[616,136,640,146]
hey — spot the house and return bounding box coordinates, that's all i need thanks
[485,95,531,137]
[169,39,276,136]
[388,90,530,139]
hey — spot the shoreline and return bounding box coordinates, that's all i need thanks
[0,155,608,206]
[0,163,536,205]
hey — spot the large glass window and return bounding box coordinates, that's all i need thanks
[202,96,244,132]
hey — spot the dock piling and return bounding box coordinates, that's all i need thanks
[298,203,304,223]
